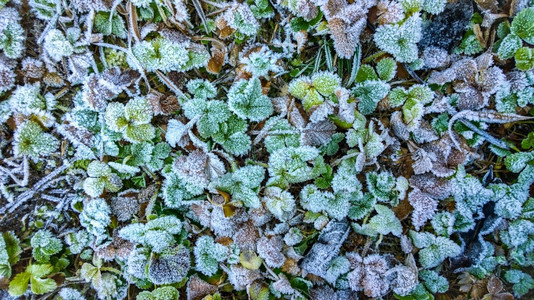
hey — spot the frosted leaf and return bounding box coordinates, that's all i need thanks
[377,0,405,24]
[217,2,260,37]
[324,256,351,284]
[95,230,134,262]
[223,264,261,291]
[148,245,191,284]
[119,216,182,253]
[263,117,300,153]
[300,120,336,147]
[374,14,422,63]
[256,236,285,268]
[211,165,265,208]
[186,274,217,300]
[368,204,402,237]
[408,188,438,231]
[409,230,461,268]
[228,77,273,121]
[110,194,139,221]
[162,172,204,208]
[56,287,86,300]
[165,119,190,148]
[497,34,522,60]
[431,211,455,237]
[13,121,59,160]
[267,146,321,188]
[194,236,227,276]
[83,161,122,197]
[137,286,179,300]
[65,231,91,255]
[240,45,282,77]
[422,0,446,14]
[289,72,341,110]
[419,270,449,293]
[389,263,418,296]
[80,198,111,244]
[510,7,534,45]
[31,230,62,263]
[81,67,139,111]
[422,47,450,69]
[263,186,295,221]
[44,29,74,62]
[283,227,303,246]
[183,99,230,138]
[186,79,217,100]
[353,80,390,115]
[233,221,260,250]
[411,148,434,175]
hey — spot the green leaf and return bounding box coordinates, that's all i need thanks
[8,272,31,296]
[94,11,127,38]
[497,34,522,59]
[522,132,534,150]
[515,47,534,71]
[511,7,534,44]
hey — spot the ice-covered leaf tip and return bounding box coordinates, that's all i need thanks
[119,215,182,253]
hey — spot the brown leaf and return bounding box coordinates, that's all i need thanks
[487,276,503,295]
[207,46,226,75]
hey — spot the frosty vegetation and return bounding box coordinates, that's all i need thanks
[0,0,534,299]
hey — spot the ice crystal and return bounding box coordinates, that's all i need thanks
[267,146,320,188]
[0,232,20,279]
[263,186,295,221]
[256,235,285,268]
[13,121,59,160]
[409,230,462,268]
[186,79,217,100]
[211,165,265,208]
[79,199,111,244]
[240,45,282,77]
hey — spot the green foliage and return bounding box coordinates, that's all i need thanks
[136,286,179,300]
[367,171,408,206]
[267,146,320,188]
[515,47,534,71]
[419,270,449,294]
[194,236,227,276]
[29,0,59,20]
[289,72,341,110]
[409,231,462,268]
[212,115,252,156]
[212,165,265,208]
[31,230,62,263]
[79,198,111,243]
[44,29,74,61]
[374,15,422,63]
[510,8,534,45]
[505,269,534,297]
[94,11,127,39]
[187,79,217,100]
[250,0,274,19]
[184,98,231,137]
[13,121,59,160]
[522,132,534,149]
[353,80,390,115]
[263,186,296,221]
[228,77,273,121]
[132,38,209,72]
[376,58,397,81]
[119,216,183,253]
[0,20,25,59]
[83,161,123,197]
[105,97,155,143]
[367,204,402,237]
[9,264,57,296]
[0,232,21,279]
[263,117,300,153]
[497,34,522,59]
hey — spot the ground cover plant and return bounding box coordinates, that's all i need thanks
[0,0,534,299]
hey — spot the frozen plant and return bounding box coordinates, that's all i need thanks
[30,230,62,263]
[186,79,217,100]
[374,14,422,63]
[8,264,57,297]
[211,165,265,208]
[104,97,155,143]
[13,121,59,161]
[29,0,61,20]
[194,236,227,276]
[119,215,183,253]
[136,286,179,300]
[83,161,123,198]
[366,171,408,205]
[43,29,74,62]
[263,186,296,221]
[267,146,321,188]
[289,72,341,111]
[0,8,25,59]
[0,232,21,279]
[216,2,260,38]
[409,230,462,268]
[79,198,111,244]
[353,80,391,115]
[228,77,273,121]
[240,45,282,77]
[55,287,86,300]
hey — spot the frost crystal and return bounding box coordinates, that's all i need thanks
[228,77,273,121]
[374,14,422,63]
